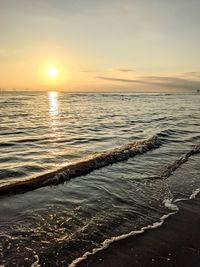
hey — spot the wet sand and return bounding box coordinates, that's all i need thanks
[78,197,200,267]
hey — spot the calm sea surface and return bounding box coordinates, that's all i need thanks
[0,92,200,266]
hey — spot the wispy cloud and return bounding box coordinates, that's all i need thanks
[96,75,200,90]
[79,70,95,73]
[143,76,200,90]
[96,76,143,83]
[182,72,200,78]
[117,69,134,73]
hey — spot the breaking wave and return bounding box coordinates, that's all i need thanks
[159,143,200,179]
[0,135,160,196]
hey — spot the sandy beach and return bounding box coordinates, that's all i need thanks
[78,197,200,267]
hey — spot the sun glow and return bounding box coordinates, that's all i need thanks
[48,67,58,78]
[49,91,59,116]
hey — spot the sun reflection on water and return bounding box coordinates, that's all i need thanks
[48,91,60,142]
[47,91,81,166]
[49,91,59,117]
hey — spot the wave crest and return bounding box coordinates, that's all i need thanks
[0,135,160,196]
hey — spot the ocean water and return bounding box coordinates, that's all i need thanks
[0,92,199,266]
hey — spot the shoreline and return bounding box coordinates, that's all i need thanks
[77,197,200,267]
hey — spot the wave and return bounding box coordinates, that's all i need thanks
[0,142,16,148]
[68,180,200,267]
[157,128,196,138]
[0,135,160,196]
[68,198,179,267]
[159,143,200,179]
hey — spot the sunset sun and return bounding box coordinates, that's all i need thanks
[1,1,200,267]
[48,67,58,78]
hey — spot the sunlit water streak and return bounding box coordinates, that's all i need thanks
[48,91,63,161]
[0,92,200,266]
[49,92,60,141]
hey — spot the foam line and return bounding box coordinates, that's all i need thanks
[68,198,178,267]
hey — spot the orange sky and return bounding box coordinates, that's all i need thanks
[0,0,200,92]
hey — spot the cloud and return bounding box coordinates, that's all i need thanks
[143,76,200,90]
[96,76,143,83]
[184,71,197,76]
[96,75,200,90]
[182,72,200,78]
[117,69,134,72]
[79,70,94,73]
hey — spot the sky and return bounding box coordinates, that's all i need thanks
[0,0,200,92]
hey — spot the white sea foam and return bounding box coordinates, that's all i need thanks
[163,198,179,211]
[30,255,40,267]
[174,198,188,203]
[174,188,200,203]
[189,188,200,199]
[68,198,178,267]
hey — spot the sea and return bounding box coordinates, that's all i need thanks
[0,92,199,266]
